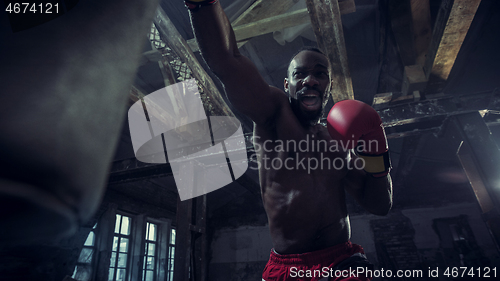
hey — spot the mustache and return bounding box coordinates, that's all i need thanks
[297,86,322,97]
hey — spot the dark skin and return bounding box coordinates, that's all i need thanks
[189,2,392,254]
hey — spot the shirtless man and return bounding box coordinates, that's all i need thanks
[185,1,393,280]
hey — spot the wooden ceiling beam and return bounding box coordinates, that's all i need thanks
[153,7,235,118]
[235,0,355,43]
[389,0,416,66]
[424,0,482,94]
[402,0,432,96]
[226,0,298,49]
[232,0,299,27]
[376,89,500,128]
[232,0,355,26]
[410,0,432,67]
[389,0,431,66]
[187,0,356,52]
[305,0,354,103]
[188,0,297,51]
[234,8,311,42]
[388,0,432,63]
[389,0,432,96]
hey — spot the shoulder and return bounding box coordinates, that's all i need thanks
[254,86,289,127]
[269,86,289,108]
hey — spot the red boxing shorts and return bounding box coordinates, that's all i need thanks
[262,241,373,281]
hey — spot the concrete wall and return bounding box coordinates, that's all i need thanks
[209,203,500,280]
[209,226,272,280]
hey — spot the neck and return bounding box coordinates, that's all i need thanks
[299,117,321,129]
[290,100,323,128]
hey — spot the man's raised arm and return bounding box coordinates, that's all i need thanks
[187,0,284,125]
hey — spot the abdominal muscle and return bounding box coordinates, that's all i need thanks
[258,146,351,255]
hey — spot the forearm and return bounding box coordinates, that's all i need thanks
[344,164,393,216]
[361,173,393,215]
[188,1,240,75]
[187,1,279,124]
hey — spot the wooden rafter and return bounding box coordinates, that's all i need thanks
[305,0,354,102]
[187,0,356,52]
[154,41,186,117]
[232,0,298,26]
[187,0,297,51]
[152,7,235,118]
[410,0,432,67]
[235,1,355,43]
[232,0,355,26]
[388,0,432,66]
[389,0,416,66]
[457,142,495,215]
[235,8,311,42]
[389,0,432,95]
[424,0,482,94]
[454,112,500,249]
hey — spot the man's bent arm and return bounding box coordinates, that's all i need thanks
[342,157,393,216]
[188,1,283,125]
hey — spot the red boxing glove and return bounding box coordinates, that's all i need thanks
[327,99,391,177]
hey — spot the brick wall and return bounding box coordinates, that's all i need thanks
[371,212,423,280]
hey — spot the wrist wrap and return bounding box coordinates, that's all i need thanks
[355,150,391,177]
[185,0,219,10]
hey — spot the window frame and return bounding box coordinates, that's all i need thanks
[141,220,159,281]
[72,206,174,281]
[108,212,134,281]
[166,226,176,281]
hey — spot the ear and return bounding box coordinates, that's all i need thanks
[284,78,289,92]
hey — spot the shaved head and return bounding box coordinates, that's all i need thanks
[287,47,328,77]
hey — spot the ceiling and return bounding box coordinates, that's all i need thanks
[109,0,500,223]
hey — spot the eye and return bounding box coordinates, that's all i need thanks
[293,71,305,78]
[316,71,328,78]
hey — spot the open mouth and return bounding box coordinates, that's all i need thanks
[299,91,321,110]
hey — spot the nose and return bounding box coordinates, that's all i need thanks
[302,74,319,87]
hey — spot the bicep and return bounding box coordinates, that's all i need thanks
[213,54,285,125]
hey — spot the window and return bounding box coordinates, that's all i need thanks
[72,223,97,281]
[73,209,174,281]
[109,214,132,281]
[142,222,158,281]
[167,228,176,281]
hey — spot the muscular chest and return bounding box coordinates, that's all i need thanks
[253,125,349,225]
[253,126,349,182]
[254,126,350,163]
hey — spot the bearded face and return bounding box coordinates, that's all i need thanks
[284,50,330,125]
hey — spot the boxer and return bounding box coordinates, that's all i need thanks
[186,1,393,280]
